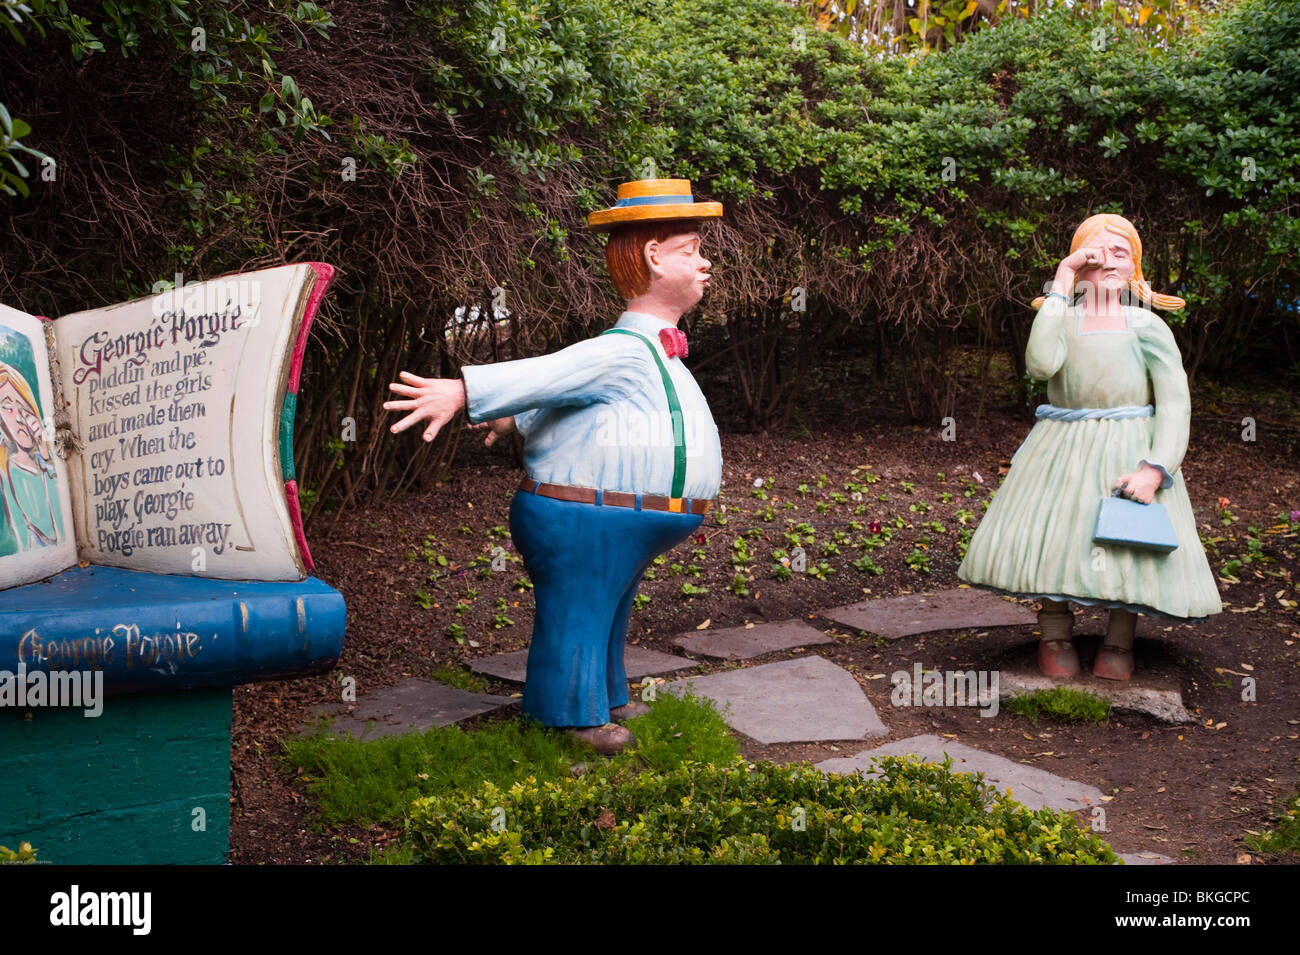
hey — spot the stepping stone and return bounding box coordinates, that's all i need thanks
[673,618,832,660]
[821,587,1032,640]
[469,646,697,684]
[315,678,513,741]
[816,734,1104,813]
[996,636,1193,723]
[1117,850,1175,865]
[663,656,887,744]
[997,666,1192,724]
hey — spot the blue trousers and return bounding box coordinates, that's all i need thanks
[510,488,703,727]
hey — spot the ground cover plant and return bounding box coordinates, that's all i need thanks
[287,693,1118,864]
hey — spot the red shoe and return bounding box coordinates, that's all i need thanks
[1093,645,1134,681]
[1038,638,1081,679]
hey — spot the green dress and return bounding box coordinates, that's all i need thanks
[957,296,1222,620]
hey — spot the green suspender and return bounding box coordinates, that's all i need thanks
[602,327,687,506]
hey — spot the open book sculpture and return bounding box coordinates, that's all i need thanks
[0,263,346,693]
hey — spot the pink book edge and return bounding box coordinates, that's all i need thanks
[283,262,336,573]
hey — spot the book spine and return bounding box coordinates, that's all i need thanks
[0,581,347,696]
[279,261,337,572]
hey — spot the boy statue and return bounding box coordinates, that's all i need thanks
[385,179,723,754]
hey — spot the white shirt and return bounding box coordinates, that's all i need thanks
[461,311,722,499]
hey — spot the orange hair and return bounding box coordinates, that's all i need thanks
[606,219,704,300]
[1033,213,1186,311]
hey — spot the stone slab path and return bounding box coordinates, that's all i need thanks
[315,678,514,741]
[821,587,1032,639]
[310,582,1176,860]
[470,645,698,684]
[815,734,1105,813]
[673,618,832,660]
[663,656,887,744]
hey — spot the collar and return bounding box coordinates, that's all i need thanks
[614,311,680,337]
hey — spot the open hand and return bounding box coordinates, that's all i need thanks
[469,415,516,447]
[383,371,467,442]
[1114,465,1164,505]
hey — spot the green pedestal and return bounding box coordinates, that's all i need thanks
[0,687,232,865]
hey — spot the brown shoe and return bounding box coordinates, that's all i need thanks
[609,700,650,723]
[566,723,634,756]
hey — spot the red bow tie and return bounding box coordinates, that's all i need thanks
[659,326,688,359]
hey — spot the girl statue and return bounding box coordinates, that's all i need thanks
[958,214,1222,681]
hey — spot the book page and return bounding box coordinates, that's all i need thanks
[0,305,78,588]
[54,264,315,580]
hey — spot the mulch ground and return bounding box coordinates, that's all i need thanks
[229,373,1300,865]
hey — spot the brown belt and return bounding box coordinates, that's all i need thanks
[518,478,712,515]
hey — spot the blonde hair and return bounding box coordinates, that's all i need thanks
[0,362,44,474]
[1033,213,1186,311]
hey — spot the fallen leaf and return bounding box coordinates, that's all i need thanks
[1023,732,1034,741]
[696,618,711,630]
[1156,786,1166,793]
[1236,852,1252,865]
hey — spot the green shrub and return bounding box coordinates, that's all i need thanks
[1246,788,1300,857]
[0,841,37,864]
[622,692,738,772]
[285,717,584,826]
[406,755,1118,864]
[288,692,737,828]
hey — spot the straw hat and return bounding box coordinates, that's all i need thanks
[587,178,723,232]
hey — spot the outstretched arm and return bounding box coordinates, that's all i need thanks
[385,373,466,443]
[385,334,650,444]
[459,334,650,423]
